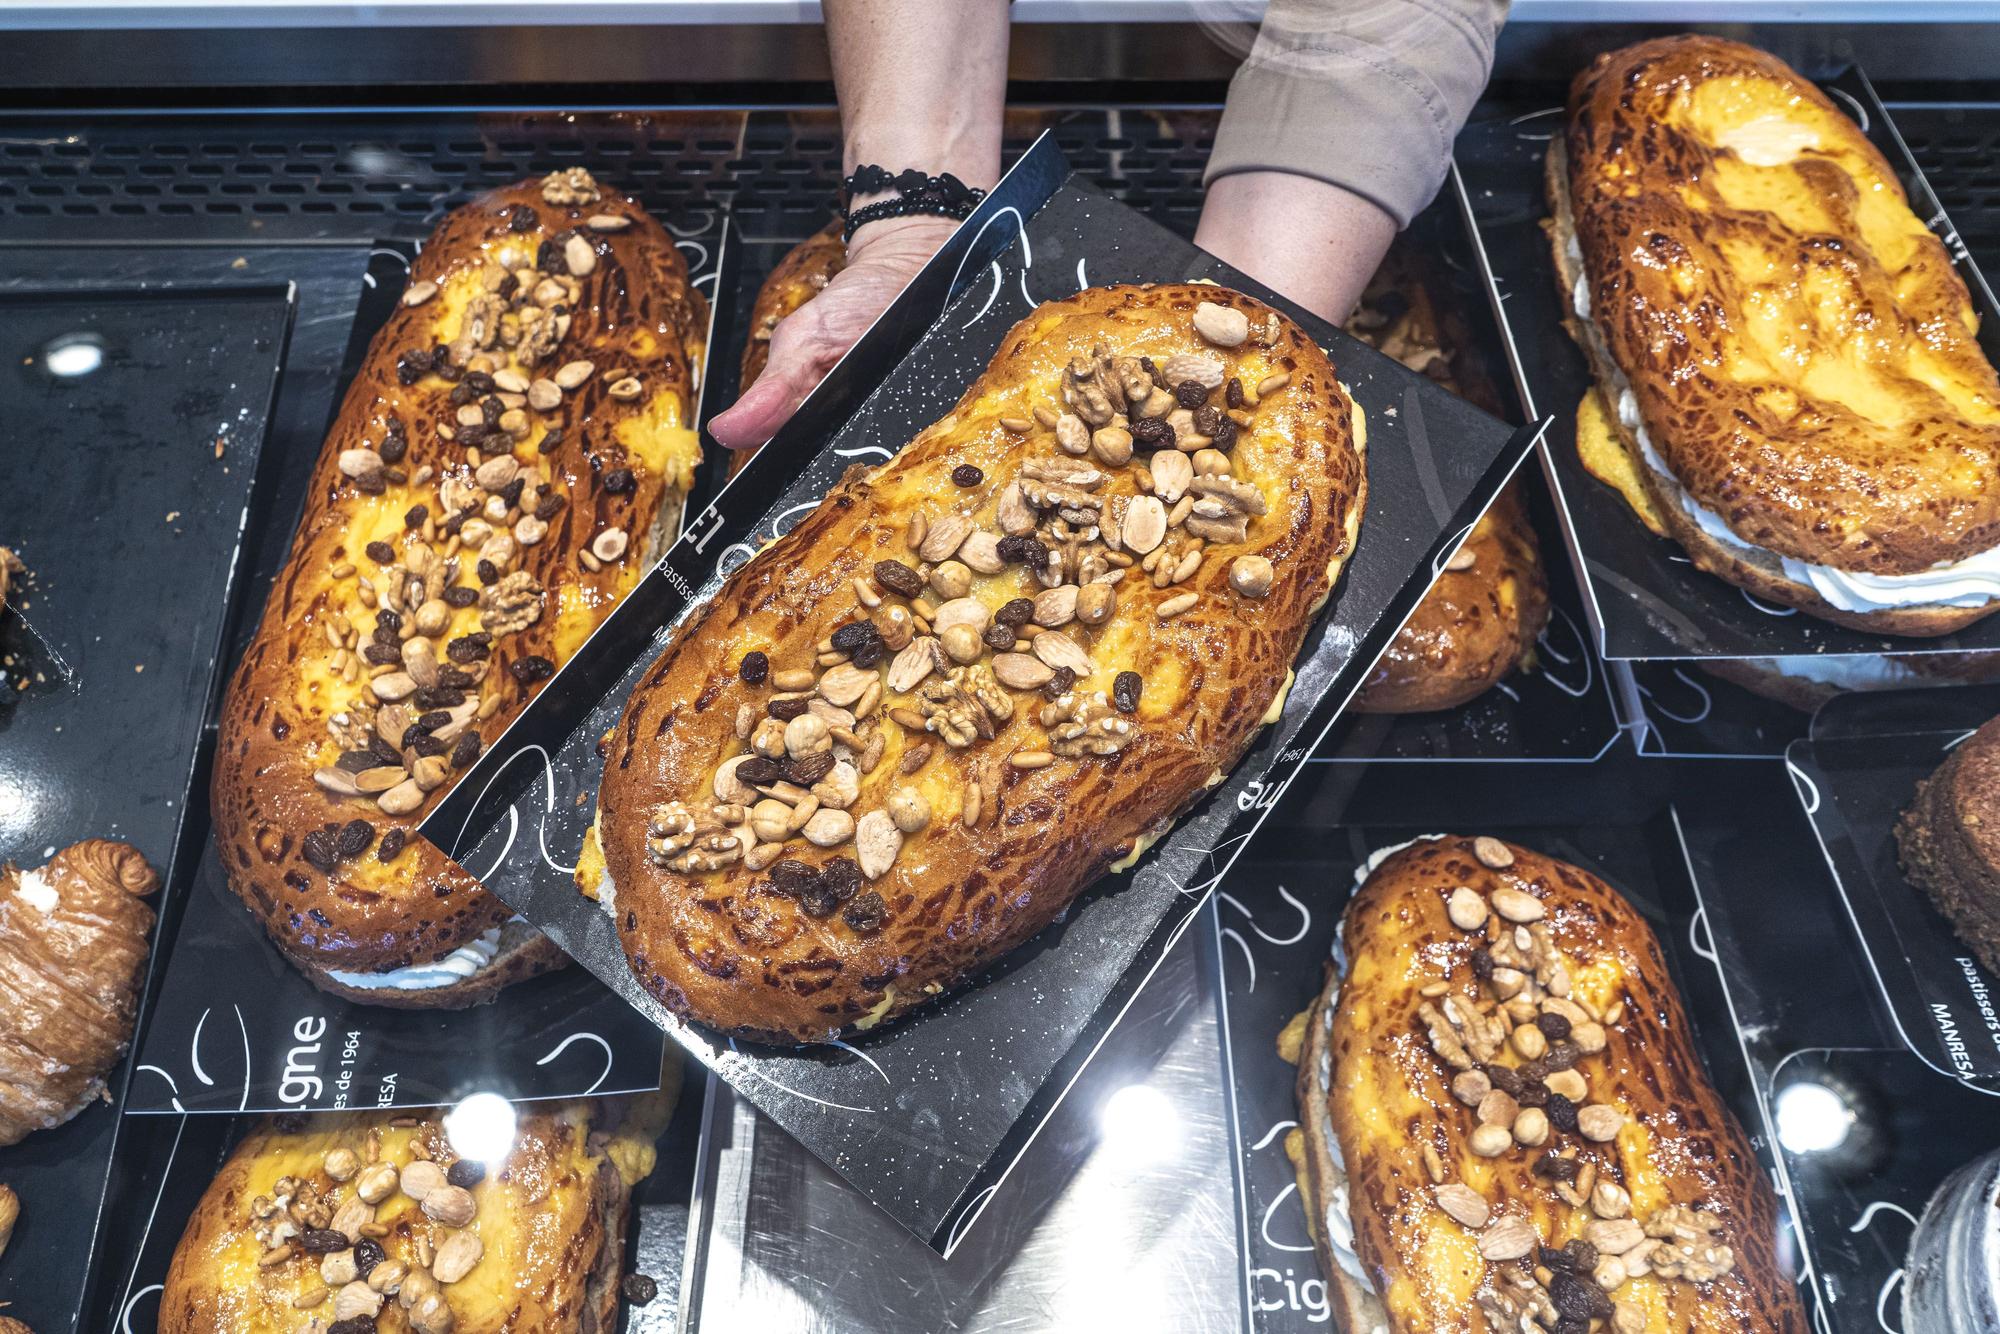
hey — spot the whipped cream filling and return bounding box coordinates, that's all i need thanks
[1742,653,1933,691]
[326,923,509,992]
[15,867,58,914]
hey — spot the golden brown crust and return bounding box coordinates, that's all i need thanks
[1898,717,2000,976]
[1353,483,1549,714]
[1316,835,1806,1332]
[211,171,706,1001]
[1294,982,1395,1334]
[0,840,157,1146]
[604,283,1364,1043]
[1561,36,2000,586]
[159,1102,645,1333]
[1547,142,1990,638]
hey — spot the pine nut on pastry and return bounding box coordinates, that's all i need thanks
[1551,36,2000,637]
[594,284,1366,1043]
[1286,834,1807,1333]
[209,169,706,1007]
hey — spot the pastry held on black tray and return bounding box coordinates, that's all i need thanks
[0,839,157,1146]
[596,284,1366,1043]
[1897,715,2000,977]
[1550,36,2000,637]
[1702,650,2000,711]
[210,168,707,1009]
[159,1074,678,1333]
[1284,834,1807,1332]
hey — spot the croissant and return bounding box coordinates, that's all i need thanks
[0,839,158,1145]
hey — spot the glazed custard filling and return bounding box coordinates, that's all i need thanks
[1570,243,2000,614]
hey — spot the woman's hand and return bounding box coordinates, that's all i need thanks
[709,216,959,452]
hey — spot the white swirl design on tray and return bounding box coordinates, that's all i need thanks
[121,1284,164,1334]
[453,742,572,876]
[1741,588,1800,617]
[833,444,895,463]
[1510,105,1563,142]
[665,209,719,240]
[1249,1118,1298,1152]
[945,1182,1003,1256]
[1944,727,1979,751]
[1827,86,1871,133]
[1687,906,1719,965]
[135,1065,185,1113]
[719,1039,885,1114]
[535,1031,615,1095]
[1637,667,1713,726]
[945,204,1035,313]
[191,1008,216,1086]
[1221,885,1312,947]
[1785,756,1822,816]
[1849,1199,1920,1233]
[1875,1269,1905,1334]
[1533,603,1595,699]
[962,260,1004,330]
[120,1112,189,1332]
[1260,1180,1317,1254]
[675,239,710,273]
[1220,926,1257,992]
[1075,257,1088,291]
[827,1038,894,1086]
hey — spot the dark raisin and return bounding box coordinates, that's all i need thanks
[535,491,567,520]
[1483,1063,1524,1097]
[538,238,561,271]
[479,395,505,428]
[983,623,1016,652]
[477,559,500,586]
[328,1320,376,1334]
[622,1273,660,1305]
[1547,1092,1580,1134]
[1470,947,1495,980]
[1516,1057,1550,1086]
[1514,1081,1549,1108]
[843,890,887,933]
[450,381,477,407]
[873,560,925,599]
[379,434,408,465]
[1210,415,1238,451]
[1175,378,1210,408]
[437,670,474,695]
[830,621,879,653]
[1043,666,1077,699]
[1533,1153,1580,1182]
[820,858,863,904]
[1537,1012,1572,1041]
[448,632,492,661]
[499,476,526,510]
[1563,1239,1599,1272]
[337,750,376,772]
[396,351,427,385]
[1113,671,1143,714]
[414,686,466,710]
[784,750,836,787]
[404,503,429,529]
[1540,1245,1578,1273]
[1192,404,1225,438]
[603,467,636,495]
[496,272,520,301]
[994,597,1036,627]
[1129,416,1174,449]
[409,733,449,758]
[365,540,395,564]
[1544,1040,1580,1072]
[509,654,556,685]
[737,757,784,787]
[770,859,820,896]
[850,638,885,669]
[1140,355,1166,387]
[442,510,468,536]
[1552,1320,1590,1334]
[457,421,490,447]
[451,732,482,769]
[739,650,770,684]
[354,471,388,496]
[799,883,840,918]
[301,831,338,874]
[995,535,1048,570]
[446,1158,486,1188]
[435,355,463,384]
[539,426,566,455]
[369,736,403,768]
[352,1236,386,1277]
[509,203,538,232]
[1550,1271,1611,1322]
[1226,377,1245,409]
[335,819,374,859]
[951,463,984,488]
[444,585,479,608]
[767,697,810,722]
[299,1228,349,1254]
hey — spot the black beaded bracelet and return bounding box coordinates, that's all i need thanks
[840,165,987,242]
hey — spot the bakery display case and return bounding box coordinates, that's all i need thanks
[6,7,2000,1334]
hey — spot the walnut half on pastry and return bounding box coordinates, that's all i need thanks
[0,839,158,1146]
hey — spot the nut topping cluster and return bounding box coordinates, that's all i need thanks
[247,1124,495,1334]
[308,169,648,868]
[640,299,1295,941]
[1411,837,1737,1333]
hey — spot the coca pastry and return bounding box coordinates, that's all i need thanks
[1551,36,2000,635]
[0,839,158,1146]
[595,284,1365,1042]
[1897,714,2000,976]
[210,169,707,1007]
[1289,834,1807,1331]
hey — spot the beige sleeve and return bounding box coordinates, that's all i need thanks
[1206,0,1509,227]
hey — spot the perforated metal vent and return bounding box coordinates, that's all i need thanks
[1888,104,2000,260]
[0,107,1217,244]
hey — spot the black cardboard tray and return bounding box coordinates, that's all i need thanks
[1212,773,1764,1331]
[126,213,733,1116]
[0,249,363,1330]
[427,136,1543,1252]
[1619,659,1812,760]
[1459,66,2000,662]
[93,1067,708,1332]
[1786,688,2000,1094]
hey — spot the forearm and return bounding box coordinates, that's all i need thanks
[826,0,1011,219]
[1196,172,1396,326]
